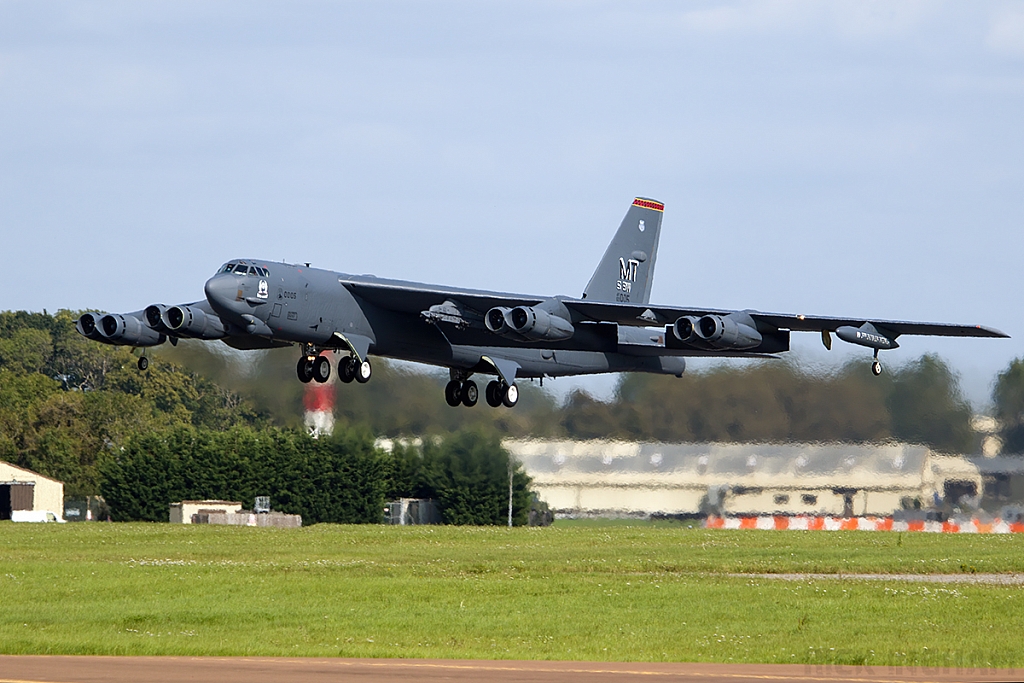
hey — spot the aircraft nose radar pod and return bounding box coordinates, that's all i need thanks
[76,198,1008,406]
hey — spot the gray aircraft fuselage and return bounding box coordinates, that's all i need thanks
[203,262,685,382]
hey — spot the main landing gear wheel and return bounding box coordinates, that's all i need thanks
[296,356,315,383]
[445,379,462,407]
[339,357,357,383]
[137,356,149,371]
[355,359,372,384]
[485,380,503,408]
[502,382,519,408]
[461,380,478,407]
[313,355,331,383]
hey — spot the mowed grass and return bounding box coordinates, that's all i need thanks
[1,523,1023,667]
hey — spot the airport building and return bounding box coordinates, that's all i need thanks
[0,460,65,521]
[508,440,995,518]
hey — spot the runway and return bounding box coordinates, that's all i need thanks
[0,656,1017,683]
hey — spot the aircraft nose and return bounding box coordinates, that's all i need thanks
[204,273,240,309]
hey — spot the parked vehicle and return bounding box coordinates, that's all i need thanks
[11,510,64,523]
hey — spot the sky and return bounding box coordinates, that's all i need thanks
[1,1,1022,407]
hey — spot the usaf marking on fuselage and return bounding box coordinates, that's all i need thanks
[76,197,1008,408]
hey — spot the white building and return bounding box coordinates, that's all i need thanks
[507,440,984,518]
[0,461,65,521]
[169,500,244,523]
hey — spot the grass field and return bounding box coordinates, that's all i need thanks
[1,522,1023,667]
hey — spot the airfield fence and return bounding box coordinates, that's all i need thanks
[705,515,1024,534]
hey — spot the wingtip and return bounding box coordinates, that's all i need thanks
[979,325,1011,338]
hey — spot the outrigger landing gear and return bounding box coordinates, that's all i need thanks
[871,349,883,376]
[137,356,149,371]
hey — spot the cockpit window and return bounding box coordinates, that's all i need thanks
[221,263,236,273]
[232,264,249,274]
[257,266,270,277]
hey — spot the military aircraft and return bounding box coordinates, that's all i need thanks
[76,197,1007,408]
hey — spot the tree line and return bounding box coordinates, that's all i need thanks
[101,426,531,525]
[3,309,1024,510]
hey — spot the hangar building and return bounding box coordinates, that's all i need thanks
[508,440,984,518]
[0,461,65,521]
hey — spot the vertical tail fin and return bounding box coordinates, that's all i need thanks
[582,197,664,304]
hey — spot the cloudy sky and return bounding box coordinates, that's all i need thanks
[1,1,1021,405]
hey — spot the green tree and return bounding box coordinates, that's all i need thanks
[0,328,53,374]
[418,429,532,525]
[99,425,390,523]
[994,358,1024,453]
[887,354,973,453]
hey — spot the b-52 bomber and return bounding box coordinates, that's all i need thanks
[77,197,1007,408]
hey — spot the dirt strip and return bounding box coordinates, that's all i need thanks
[0,656,1020,683]
[729,573,1024,585]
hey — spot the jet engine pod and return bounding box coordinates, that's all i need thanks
[96,313,165,347]
[164,305,226,340]
[508,305,575,342]
[75,312,106,341]
[835,323,899,350]
[144,304,171,332]
[485,307,512,335]
[672,316,700,343]
[695,313,762,350]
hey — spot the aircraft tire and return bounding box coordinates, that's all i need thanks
[461,380,478,407]
[356,359,372,383]
[502,382,519,408]
[137,356,149,371]
[296,357,314,383]
[871,360,882,376]
[485,380,503,407]
[339,357,357,383]
[444,380,462,407]
[313,355,331,383]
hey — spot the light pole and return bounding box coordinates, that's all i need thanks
[507,454,514,528]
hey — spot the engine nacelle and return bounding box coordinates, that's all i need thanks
[485,307,513,335]
[695,313,762,350]
[96,313,166,347]
[164,305,226,340]
[144,304,172,332]
[75,312,107,341]
[507,305,575,342]
[671,316,700,343]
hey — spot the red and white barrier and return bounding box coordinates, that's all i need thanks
[704,515,1024,534]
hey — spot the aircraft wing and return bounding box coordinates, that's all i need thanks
[341,278,545,315]
[343,278,1006,340]
[747,313,1007,338]
[565,300,1008,339]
